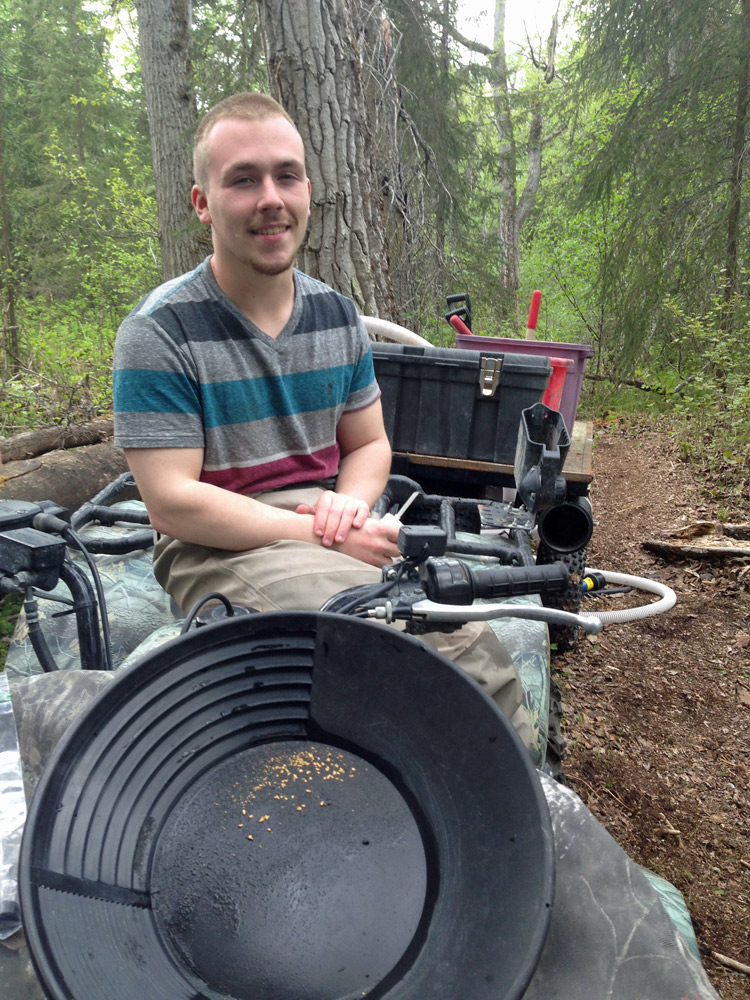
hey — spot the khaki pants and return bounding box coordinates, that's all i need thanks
[153,485,532,748]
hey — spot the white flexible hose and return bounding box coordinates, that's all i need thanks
[581,568,676,624]
[361,316,433,347]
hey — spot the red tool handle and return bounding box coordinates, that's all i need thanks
[527,290,542,332]
[449,314,473,337]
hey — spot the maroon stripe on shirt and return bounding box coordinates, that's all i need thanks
[200,443,341,494]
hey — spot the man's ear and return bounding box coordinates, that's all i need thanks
[192,184,211,226]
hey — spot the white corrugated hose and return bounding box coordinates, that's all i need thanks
[582,568,677,625]
[361,316,433,347]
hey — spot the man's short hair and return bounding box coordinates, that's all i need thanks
[193,92,300,187]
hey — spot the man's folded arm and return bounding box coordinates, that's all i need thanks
[124,445,400,567]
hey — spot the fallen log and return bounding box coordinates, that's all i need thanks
[643,539,750,561]
[665,520,750,541]
[0,418,114,464]
[0,443,131,513]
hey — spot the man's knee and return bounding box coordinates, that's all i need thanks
[418,622,532,748]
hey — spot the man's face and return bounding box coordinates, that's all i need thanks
[192,117,312,277]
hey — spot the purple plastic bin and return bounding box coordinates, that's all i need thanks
[454,334,593,431]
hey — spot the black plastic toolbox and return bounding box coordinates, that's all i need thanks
[372,342,551,465]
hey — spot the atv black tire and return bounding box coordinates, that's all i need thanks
[544,673,567,782]
[536,541,587,652]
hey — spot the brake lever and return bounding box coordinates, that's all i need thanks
[369,599,604,635]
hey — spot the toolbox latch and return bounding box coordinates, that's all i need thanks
[479,356,502,397]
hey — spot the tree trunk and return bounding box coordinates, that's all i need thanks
[492,1,557,328]
[257,0,395,317]
[723,0,750,313]
[0,444,129,512]
[430,1,452,272]
[134,0,200,280]
[492,0,521,324]
[0,94,19,372]
[360,10,419,326]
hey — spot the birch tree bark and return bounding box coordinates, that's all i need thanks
[492,0,557,326]
[492,0,520,316]
[256,0,395,317]
[134,0,200,280]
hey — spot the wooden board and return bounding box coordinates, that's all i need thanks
[392,419,594,486]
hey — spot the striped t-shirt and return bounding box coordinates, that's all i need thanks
[113,258,380,494]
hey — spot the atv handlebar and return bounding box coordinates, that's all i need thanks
[359,554,603,635]
[420,558,570,604]
[1,487,605,673]
[319,533,605,636]
[414,557,601,632]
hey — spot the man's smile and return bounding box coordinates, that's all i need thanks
[253,224,290,236]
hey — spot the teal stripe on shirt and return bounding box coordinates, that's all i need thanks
[113,369,201,414]
[200,363,365,428]
[114,355,375,426]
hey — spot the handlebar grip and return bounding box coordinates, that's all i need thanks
[421,559,569,604]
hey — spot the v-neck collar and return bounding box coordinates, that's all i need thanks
[200,258,302,347]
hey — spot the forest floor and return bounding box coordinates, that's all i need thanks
[557,417,750,1000]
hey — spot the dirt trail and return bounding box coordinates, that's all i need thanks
[557,419,750,999]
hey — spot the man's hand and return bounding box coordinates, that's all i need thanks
[295,490,370,547]
[296,493,400,566]
[296,492,403,566]
[335,514,401,567]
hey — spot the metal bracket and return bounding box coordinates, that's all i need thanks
[479,356,502,397]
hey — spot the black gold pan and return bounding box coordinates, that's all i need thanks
[20,611,553,1000]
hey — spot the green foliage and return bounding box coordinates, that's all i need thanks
[566,0,750,362]
[381,0,564,330]
[0,297,116,432]
[652,293,750,480]
[522,192,618,348]
[1,0,152,294]
[0,0,159,425]
[580,287,750,494]
[42,130,160,319]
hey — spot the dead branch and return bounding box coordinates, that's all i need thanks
[655,813,684,848]
[666,520,719,539]
[422,1,494,56]
[711,951,750,976]
[724,523,750,540]
[584,372,666,393]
